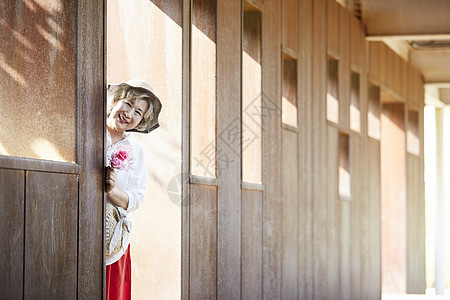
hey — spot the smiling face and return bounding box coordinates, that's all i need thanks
[108,98,149,132]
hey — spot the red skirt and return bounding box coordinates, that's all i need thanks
[106,245,131,300]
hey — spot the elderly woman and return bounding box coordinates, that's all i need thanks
[105,79,161,300]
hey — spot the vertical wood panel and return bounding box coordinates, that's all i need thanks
[24,171,78,299]
[381,103,406,293]
[369,42,380,84]
[281,129,298,299]
[242,189,263,300]
[339,5,350,130]
[189,184,217,299]
[327,0,339,55]
[283,0,298,54]
[406,154,426,293]
[262,0,282,297]
[350,16,361,67]
[298,0,314,298]
[368,139,381,299]
[340,199,351,300]
[327,126,340,298]
[313,0,328,298]
[76,0,105,298]
[0,169,24,299]
[216,0,242,298]
[379,43,387,87]
[350,134,362,299]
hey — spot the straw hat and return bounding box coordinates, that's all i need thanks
[107,79,162,134]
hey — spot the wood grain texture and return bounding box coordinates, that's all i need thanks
[242,189,263,300]
[281,129,299,299]
[298,0,314,298]
[350,16,361,67]
[313,0,328,298]
[326,125,340,298]
[367,139,382,299]
[339,5,350,130]
[216,0,242,298]
[368,42,380,84]
[350,134,362,299]
[0,169,24,299]
[24,171,78,299]
[406,154,426,293]
[283,0,298,54]
[181,0,191,298]
[189,184,217,299]
[262,0,282,297]
[0,157,80,174]
[76,0,105,298]
[327,0,339,55]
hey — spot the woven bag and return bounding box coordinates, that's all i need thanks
[105,201,122,255]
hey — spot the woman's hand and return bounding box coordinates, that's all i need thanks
[105,166,129,209]
[106,166,118,193]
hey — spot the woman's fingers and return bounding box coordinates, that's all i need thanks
[106,167,118,192]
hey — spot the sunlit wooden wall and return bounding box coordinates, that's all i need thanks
[184,0,425,298]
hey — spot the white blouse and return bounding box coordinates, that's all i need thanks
[106,131,148,265]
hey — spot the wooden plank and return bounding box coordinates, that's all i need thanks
[24,171,78,299]
[327,0,339,55]
[406,154,426,293]
[350,16,361,67]
[189,184,217,299]
[368,42,380,84]
[298,0,314,298]
[0,169,24,299]
[281,129,298,299]
[326,125,340,297]
[242,189,263,300]
[216,0,242,297]
[381,103,406,293]
[76,0,105,298]
[0,156,80,174]
[181,0,191,297]
[379,43,387,87]
[283,0,298,54]
[367,138,381,299]
[262,0,282,297]
[339,5,350,130]
[313,0,328,298]
[350,134,362,299]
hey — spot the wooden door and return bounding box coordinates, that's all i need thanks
[0,0,105,298]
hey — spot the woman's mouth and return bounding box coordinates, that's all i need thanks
[118,114,129,124]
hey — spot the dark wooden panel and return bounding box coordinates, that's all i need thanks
[281,129,298,299]
[312,0,328,298]
[0,156,80,174]
[76,0,105,298]
[216,0,242,298]
[298,0,314,298]
[283,0,298,54]
[0,169,24,299]
[189,184,217,299]
[242,189,263,300]
[24,171,78,299]
[326,125,340,296]
[327,0,339,55]
[262,0,282,298]
[406,154,426,293]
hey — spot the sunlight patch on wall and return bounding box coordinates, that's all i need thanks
[31,138,65,161]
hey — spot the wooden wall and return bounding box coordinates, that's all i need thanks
[182,0,425,298]
[0,0,104,299]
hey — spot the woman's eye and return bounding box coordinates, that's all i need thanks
[124,102,131,107]
[135,111,141,116]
